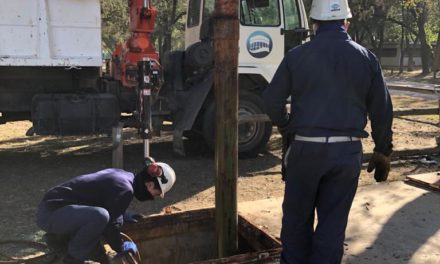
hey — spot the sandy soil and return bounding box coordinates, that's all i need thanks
[0,84,438,259]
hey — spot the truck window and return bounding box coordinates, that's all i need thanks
[283,0,300,30]
[187,0,202,28]
[240,0,280,26]
[204,0,215,19]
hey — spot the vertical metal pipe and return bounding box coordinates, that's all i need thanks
[112,122,124,169]
[138,59,153,158]
[144,139,150,158]
[142,93,152,157]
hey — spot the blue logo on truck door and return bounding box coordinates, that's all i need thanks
[246,31,273,58]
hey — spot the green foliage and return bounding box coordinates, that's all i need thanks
[304,0,439,48]
[425,1,440,44]
[151,0,187,51]
[99,0,438,62]
[100,0,130,55]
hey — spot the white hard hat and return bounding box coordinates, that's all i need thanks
[310,0,352,21]
[156,162,176,197]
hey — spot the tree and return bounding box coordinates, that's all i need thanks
[405,0,433,74]
[433,2,440,76]
[151,0,186,55]
[100,0,440,75]
[350,0,398,60]
[100,0,130,56]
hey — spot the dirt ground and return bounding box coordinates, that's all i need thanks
[0,75,439,259]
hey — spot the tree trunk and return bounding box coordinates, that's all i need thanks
[416,2,431,74]
[364,24,378,51]
[377,20,385,62]
[162,0,178,55]
[373,5,388,62]
[434,32,440,78]
[399,1,405,74]
[406,33,418,72]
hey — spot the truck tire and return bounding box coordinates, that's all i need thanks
[202,91,272,158]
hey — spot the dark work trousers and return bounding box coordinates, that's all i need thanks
[280,140,363,264]
[36,203,110,261]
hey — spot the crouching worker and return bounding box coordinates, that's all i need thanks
[36,159,176,264]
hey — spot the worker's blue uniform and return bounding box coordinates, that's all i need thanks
[36,169,136,261]
[263,23,393,264]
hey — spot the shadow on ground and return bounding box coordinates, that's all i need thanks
[344,184,440,264]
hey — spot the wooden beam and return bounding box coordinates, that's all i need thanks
[213,0,239,258]
[393,108,439,116]
[406,172,440,192]
[387,82,440,95]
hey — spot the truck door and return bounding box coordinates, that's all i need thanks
[239,0,285,69]
[282,0,306,53]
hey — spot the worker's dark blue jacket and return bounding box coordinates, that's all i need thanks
[41,168,134,251]
[264,25,393,155]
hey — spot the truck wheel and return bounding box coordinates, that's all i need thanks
[202,91,272,158]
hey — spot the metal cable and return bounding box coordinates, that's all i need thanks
[119,233,142,264]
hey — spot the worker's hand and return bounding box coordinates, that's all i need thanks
[367,152,391,182]
[121,241,138,255]
[123,212,141,223]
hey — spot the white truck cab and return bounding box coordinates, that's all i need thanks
[166,0,309,157]
[185,0,309,82]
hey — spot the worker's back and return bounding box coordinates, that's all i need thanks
[273,25,383,137]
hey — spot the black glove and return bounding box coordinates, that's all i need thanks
[123,211,142,223]
[367,152,391,182]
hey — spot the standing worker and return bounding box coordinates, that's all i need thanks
[263,0,393,263]
[36,158,176,264]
